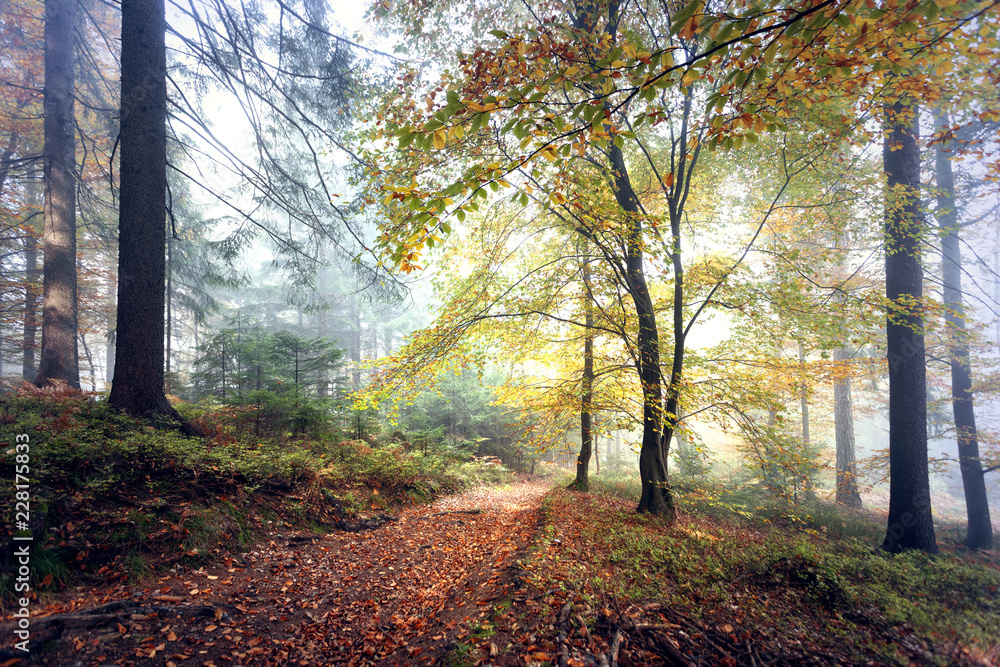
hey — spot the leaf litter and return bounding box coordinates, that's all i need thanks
[3,482,548,666]
[3,482,990,666]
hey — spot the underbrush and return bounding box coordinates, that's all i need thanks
[564,474,1000,662]
[0,394,513,603]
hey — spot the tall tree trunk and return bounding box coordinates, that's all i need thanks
[22,231,39,381]
[568,0,670,515]
[165,235,172,386]
[608,143,672,517]
[673,404,688,458]
[594,424,601,475]
[994,226,999,347]
[34,0,80,389]
[798,340,809,445]
[570,240,594,491]
[350,298,361,389]
[834,346,863,507]
[105,263,116,385]
[108,0,182,424]
[935,110,992,549]
[79,332,96,391]
[316,270,329,396]
[648,84,704,512]
[880,102,937,553]
[0,133,19,197]
[798,339,816,500]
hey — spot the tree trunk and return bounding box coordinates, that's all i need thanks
[350,298,361,389]
[608,143,672,517]
[316,270,329,396]
[935,110,992,549]
[34,0,80,389]
[80,332,96,391]
[165,235,172,387]
[22,231,40,381]
[0,133,18,197]
[798,340,809,445]
[108,0,183,425]
[994,226,999,348]
[880,102,937,553]
[105,263,116,386]
[651,85,703,515]
[834,346,863,508]
[595,429,601,475]
[672,403,688,458]
[798,339,816,501]
[570,241,594,492]
[567,0,669,515]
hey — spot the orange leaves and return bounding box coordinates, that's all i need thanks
[670,0,704,40]
[678,13,702,42]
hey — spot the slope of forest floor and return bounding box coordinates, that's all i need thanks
[462,484,1000,667]
[0,392,515,599]
[4,470,1000,666]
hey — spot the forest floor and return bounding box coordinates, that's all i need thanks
[2,479,997,667]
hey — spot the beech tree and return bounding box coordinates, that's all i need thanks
[359,193,637,473]
[934,109,993,550]
[363,0,995,536]
[569,238,596,492]
[834,345,863,508]
[880,102,936,553]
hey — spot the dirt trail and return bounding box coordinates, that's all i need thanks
[12,481,549,666]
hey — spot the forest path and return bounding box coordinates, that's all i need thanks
[22,481,550,666]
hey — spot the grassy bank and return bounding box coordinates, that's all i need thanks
[454,473,1000,666]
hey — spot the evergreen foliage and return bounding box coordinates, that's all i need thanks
[191,322,346,438]
[398,368,541,472]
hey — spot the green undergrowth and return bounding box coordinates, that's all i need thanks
[546,473,1000,663]
[0,394,514,604]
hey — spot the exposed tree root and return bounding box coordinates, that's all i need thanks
[0,599,233,660]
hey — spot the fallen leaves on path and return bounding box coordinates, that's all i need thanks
[7,482,550,666]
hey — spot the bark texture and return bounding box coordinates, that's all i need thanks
[880,103,937,553]
[34,0,80,389]
[108,0,180,423]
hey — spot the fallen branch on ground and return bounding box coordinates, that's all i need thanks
[421,509,483,518]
